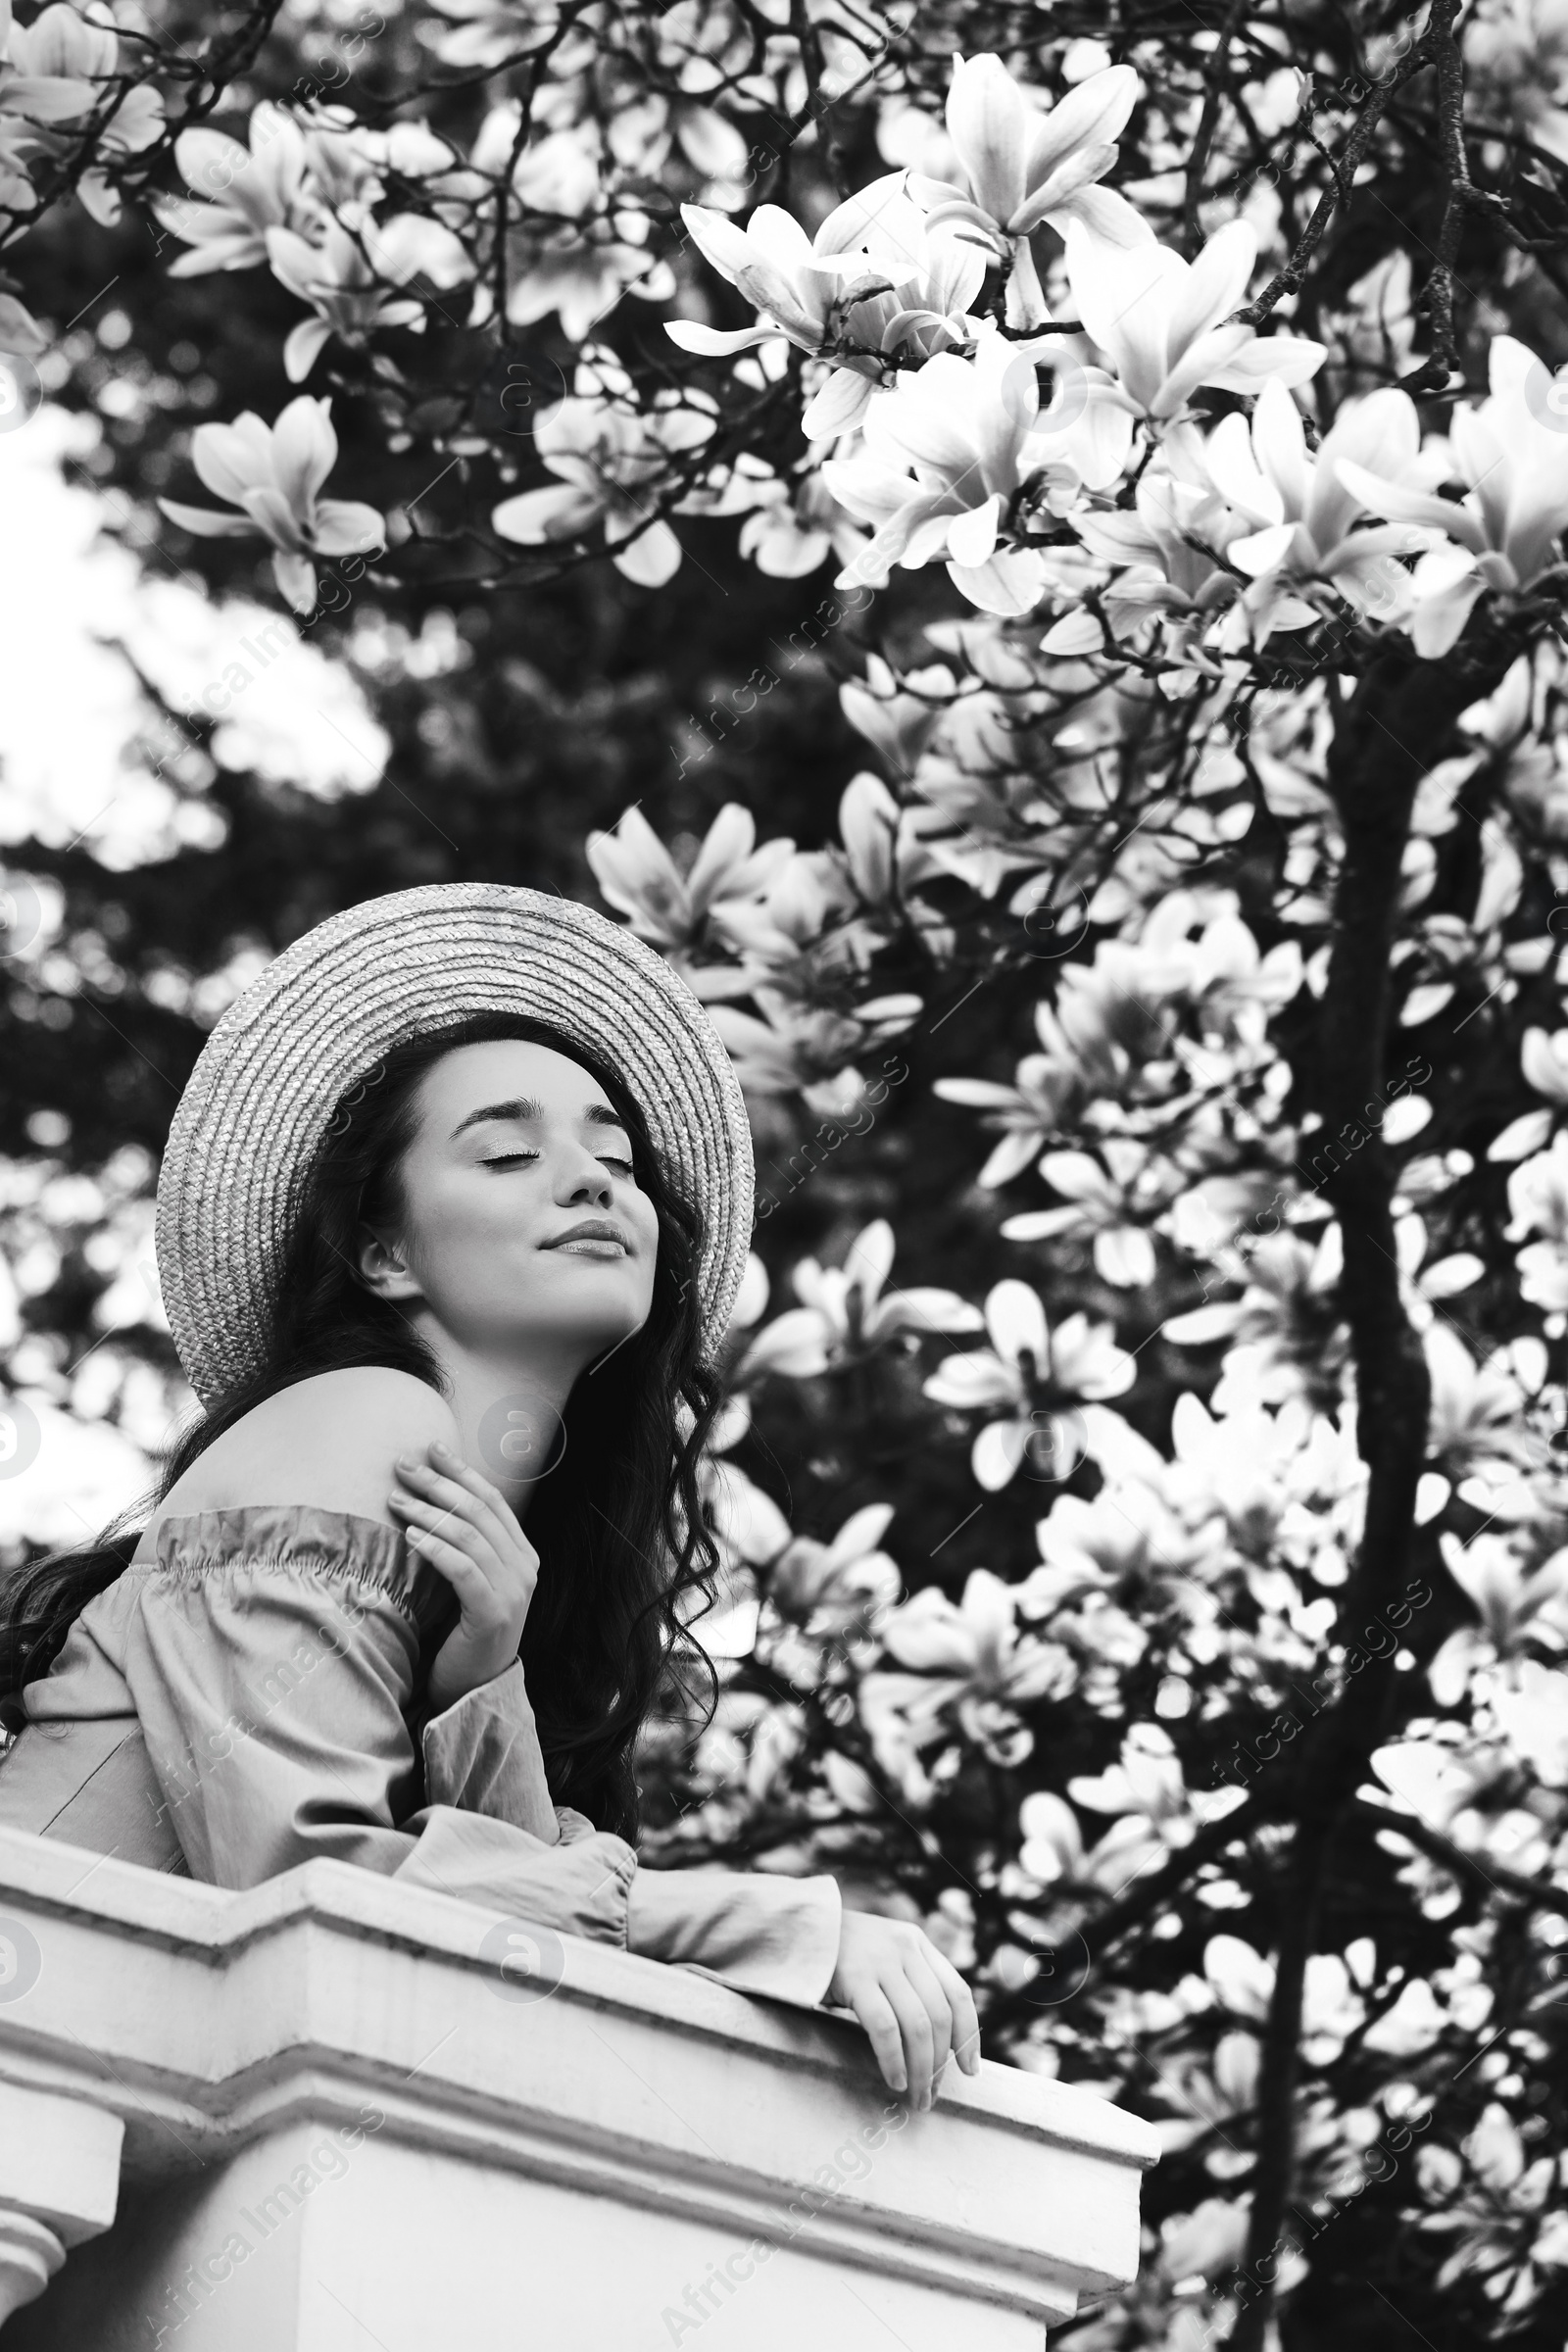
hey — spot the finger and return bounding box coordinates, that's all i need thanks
[397,1483,534,1589]
[401,1521,502,1599]
[879,1971,937,2109]
[407,1467,507,1548]
[416,1461,539,1572]
[426,1447,529,1544]
[844,1980,908,2094]
[923,1943,982,2075]
[903,1949,956,2089]
[393,1494,500,1581]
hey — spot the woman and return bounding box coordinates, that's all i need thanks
[0,882,977,2111]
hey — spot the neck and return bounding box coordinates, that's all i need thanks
[410,1322,592,1522]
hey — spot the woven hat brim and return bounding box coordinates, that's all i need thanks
[154,884,754,1409]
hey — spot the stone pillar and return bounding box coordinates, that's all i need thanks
[0,2082,122,2328]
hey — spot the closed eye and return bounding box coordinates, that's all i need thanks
[482,1152,636,1175]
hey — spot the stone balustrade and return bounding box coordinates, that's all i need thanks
[0,1823,1159,2350]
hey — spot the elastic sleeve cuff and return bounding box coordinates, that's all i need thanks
[420,1660,559,1843]
[394,1804,637,1946]
[553,1804,601,1845]
[625,1867,843,2008]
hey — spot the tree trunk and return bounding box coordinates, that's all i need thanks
[1228,635,1516,2351]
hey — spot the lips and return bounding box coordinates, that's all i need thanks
[543,1219,629,1252]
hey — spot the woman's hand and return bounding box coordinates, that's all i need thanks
[387,1439,539,1714]
[826,1910,982,2108]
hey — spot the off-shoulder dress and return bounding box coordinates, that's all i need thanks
[0,1502,842,2008]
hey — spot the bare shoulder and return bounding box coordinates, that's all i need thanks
[161,1367,462,1534]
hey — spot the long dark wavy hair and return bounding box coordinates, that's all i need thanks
[0,1011,727,1839]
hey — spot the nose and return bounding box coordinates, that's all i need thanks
[553,1138,613,1207]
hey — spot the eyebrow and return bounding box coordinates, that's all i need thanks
[449,1097,631,1143]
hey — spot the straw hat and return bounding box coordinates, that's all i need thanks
[154,883,755,1408]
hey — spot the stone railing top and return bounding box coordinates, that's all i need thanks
[0,1826,1160,2336]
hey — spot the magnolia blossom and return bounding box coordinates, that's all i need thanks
[1506,1130,1568,1313]
[1,0,163,223]
[1163,1223,1354,1411]
[1490,1026,1568,1162]
[932,1027,1080,1188]
[492,393,715,586]
[667,182,924,363]
[1066,1725,1249,1887]
[923,1277,1137,1489]
[696,1394,792,1578]
[1192,377,1425,572]
[738,1218,981,1381]
[1199,1933,1367,2064]
[1486,1656,1568,1788]
[1016,1789,1088,1885]
[1040,468,1248,661]
[1336,332,1568,656]
[423,0,563,71]
[584,802,794,952]
[839,655,956,775]
[1392,1210,1485,1335]
[1151,379,1443,649]
[1026,1478,1215,1602]
[705,848,883,986]
[799,197,988,444]
[930,983,1104,1185]
[1161,1390,1364,1562]
[0,26,93,214]
[266,214,472,382]
[863,1566,1077,1766]
[499,190,676,341]
[1157,2197,1252,2282]
[156,396,384,614]
[1063,216,1326,424]
[1024,898,1299,1062]
[152,105,341,274]
[1147,2032,1269,2154]
[457,100,677,338]
[1002,1141,1177,1287]
[765,1503,903,1648]
[906,53,1152,328]
[707,994,917,1109]
[1424,1322,1549,1479]
[671,173,988,442]
[728,464,868,574]
[1368,1738,1509,1837]
[823,326,1061,615]
[1428,1533,1568,1704]
[836,770,951,906]
[0,287,43,350]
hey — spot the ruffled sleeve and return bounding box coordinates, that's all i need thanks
[113,1506,840,2008]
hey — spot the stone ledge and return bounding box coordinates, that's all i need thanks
[0,1826,1159,2350]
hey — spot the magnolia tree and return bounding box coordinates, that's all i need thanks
[6,0,1568,2346]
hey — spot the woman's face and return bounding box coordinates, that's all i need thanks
[368,1039,662,1375]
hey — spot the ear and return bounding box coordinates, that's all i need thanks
[355,1227,410,1295]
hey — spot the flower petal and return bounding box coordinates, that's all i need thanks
[986,1277,1049,1367]
[945,52,1029,226]
[609,516,684,585]
[156,497,259,538]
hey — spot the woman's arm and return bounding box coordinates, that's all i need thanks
[119,1537,846,2006]
[130,1369,980,2089]
[376,1428,979,2084]
[419,1658,560,1842]
[122,1542,636,1939]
